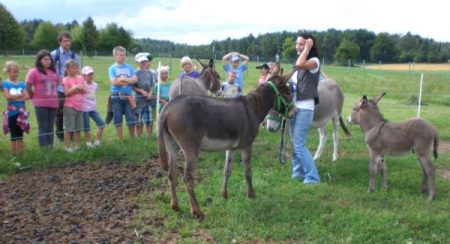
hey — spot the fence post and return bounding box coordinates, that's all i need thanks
[417,73,424,118]
[79,50,83,68]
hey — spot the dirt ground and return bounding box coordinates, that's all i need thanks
[0,159,168,243]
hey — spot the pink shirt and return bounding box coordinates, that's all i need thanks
[63,75,85,111]
[83,82,98,112]
[26,67,59,108]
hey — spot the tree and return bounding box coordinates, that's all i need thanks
[33,21,59,50]
[335,38,360,66]
[397,32,421,62]
[342,29,375,62]
[20,19,43,50]
[70,25,83,52]
[370,33,398,63]
[81,17,100,56]
[0,3,25,54]
[318,28,342,62]
[281,37,297,61]
[98,23,133,53]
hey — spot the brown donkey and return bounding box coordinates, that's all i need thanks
[347,93,439,201]
[158,73,294,219]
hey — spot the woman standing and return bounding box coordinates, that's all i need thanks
[26,50,59,147]
[289,33,321,184]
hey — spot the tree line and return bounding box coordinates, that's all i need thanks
[1,3,449,64]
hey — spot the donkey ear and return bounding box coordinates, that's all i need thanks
[271,62,281,76]
[209,59,214,68]
[373,92,386,104]
[197,58,207,69]
[360,95,368,107]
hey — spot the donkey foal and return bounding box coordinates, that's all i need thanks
[347,93,439,201]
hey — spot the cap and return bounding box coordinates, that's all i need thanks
[135,52,152,63]
[230,54,240,62]
[256,63,270,70]
[81,66,94,75]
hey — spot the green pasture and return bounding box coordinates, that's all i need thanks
[1,55,450,242]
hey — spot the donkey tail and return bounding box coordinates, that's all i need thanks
[339,115,352,137]
[158,114,169,171]
[433,135,439,160]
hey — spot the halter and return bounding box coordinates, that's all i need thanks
[267,80,294,121]
[266,80,294,165]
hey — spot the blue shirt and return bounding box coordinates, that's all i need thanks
[223,63,247,90]
[51,47,80,92]
[178,70,200,79]
[2,80,27,116]
[108,63,136,95]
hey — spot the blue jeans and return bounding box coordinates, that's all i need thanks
[83,111,106,132]
[34,107,57,147]
[136,106,152,126]
[111,96,135,127]
[289,108,320,184]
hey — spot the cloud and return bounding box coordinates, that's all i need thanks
[2,0,449,45]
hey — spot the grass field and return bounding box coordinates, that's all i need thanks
[1,56,450,242]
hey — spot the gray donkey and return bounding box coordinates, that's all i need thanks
[347,93,439,201]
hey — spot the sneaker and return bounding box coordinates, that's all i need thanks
[86,142,94,148]
[94,140,101,147]
[65,147,74,153]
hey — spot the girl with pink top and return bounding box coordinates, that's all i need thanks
[62,60,86,152]
[26,50,59,147]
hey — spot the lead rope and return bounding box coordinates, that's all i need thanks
[278,117,287,165]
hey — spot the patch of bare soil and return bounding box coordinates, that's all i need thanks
[0,159,167,243]
[438,140,450,154]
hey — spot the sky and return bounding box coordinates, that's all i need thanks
[3,0,449,45]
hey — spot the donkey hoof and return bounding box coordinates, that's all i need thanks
[247,191,256,199]
[427,194,436,202]
[192,211,205,221]
[171,203,180,212]
[221,191,228,199]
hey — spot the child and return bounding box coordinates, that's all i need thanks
[81,66,105,147]
[2,61,30,155]
[62,59,85,152]
[153,66,171,113]
[108,46,138,141]
[133,52,156,136]
[256,63,271,86]
[220,71,242,98]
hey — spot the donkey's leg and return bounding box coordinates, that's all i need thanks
[241,147,255,198]
[331,117,339,162]
[378,156,387,189]
[368,149,379,193]
[165,136,180,211]
[313,127,327,161]
[417,154,436,201]
[183,148,204,219]
[221,150,233,199]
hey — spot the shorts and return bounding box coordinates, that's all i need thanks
[111,95,135,127]
[63,107,83,132]
[83,111,106,132]
[8,114,24,141]
[136,106,153,126]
